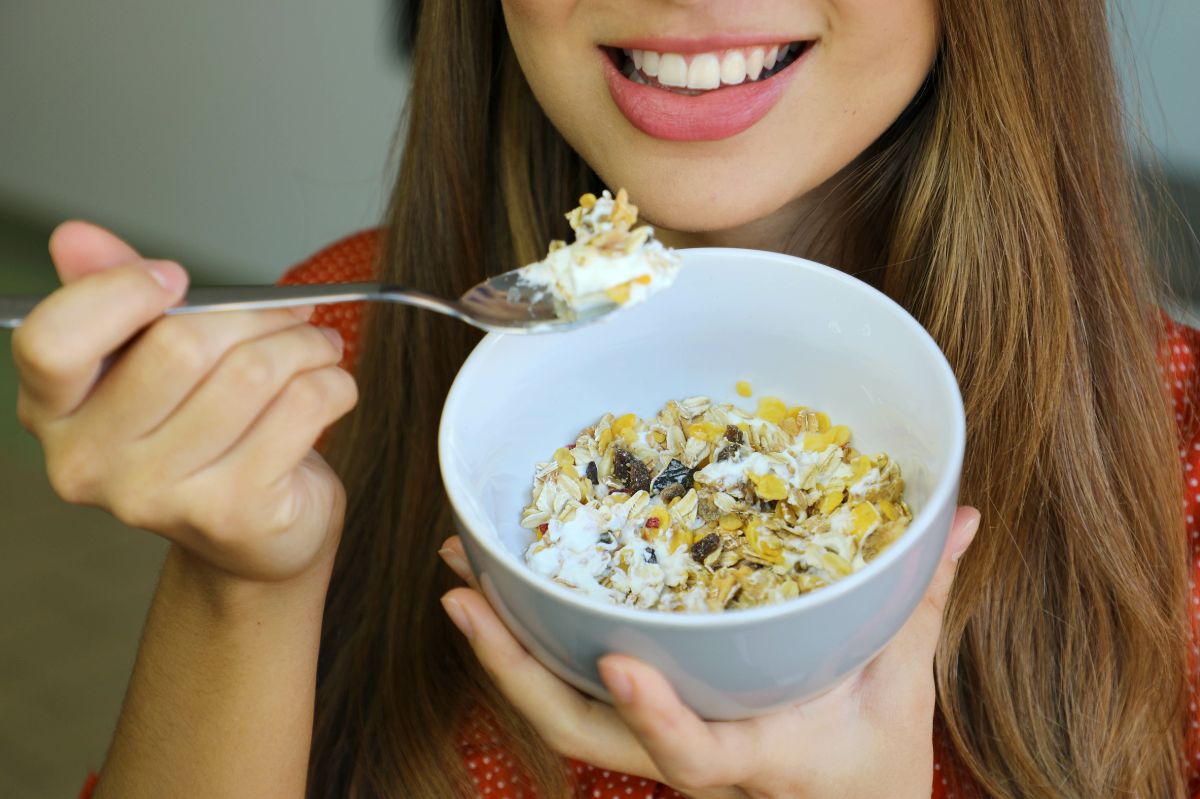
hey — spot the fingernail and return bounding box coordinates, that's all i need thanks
[602,662,634,704]
[145,260,187,295]
[951,513,981,563]
[438,547,469,576]
[441,596,475,639]
[319,326,344,354]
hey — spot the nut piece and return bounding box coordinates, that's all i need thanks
[613,447,651,493]
[659,483,686,503]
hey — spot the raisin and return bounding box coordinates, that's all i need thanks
[724,425,745,444]
[691,532,720,564]
[716,445,739,462]
[613,448,651,493]
[644,547,658,564]
[651,458,695,494]
[598,531,614,545]
[659,483,686,503]
[585,461,599,485]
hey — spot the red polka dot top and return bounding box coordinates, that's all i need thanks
[78,230,1200,799]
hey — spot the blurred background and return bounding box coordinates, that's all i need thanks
[0,1,1196,796]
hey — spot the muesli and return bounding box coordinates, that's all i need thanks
[516,189,681,313]
[521,391,911,612]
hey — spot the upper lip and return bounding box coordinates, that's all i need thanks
[606,33,811,54]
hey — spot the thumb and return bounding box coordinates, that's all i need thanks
[863,505,980,687]
[924,505,981,617]
[49,220,144,285]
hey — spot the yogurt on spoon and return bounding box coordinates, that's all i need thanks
[517,189,682,314]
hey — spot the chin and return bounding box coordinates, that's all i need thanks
[586,156,813,237]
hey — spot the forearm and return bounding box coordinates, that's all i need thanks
[94,545,332,799]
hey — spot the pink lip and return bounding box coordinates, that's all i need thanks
[600,44,809,143]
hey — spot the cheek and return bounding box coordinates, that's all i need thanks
[823,0,940,98]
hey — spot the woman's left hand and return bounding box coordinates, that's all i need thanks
[438,506,979,799]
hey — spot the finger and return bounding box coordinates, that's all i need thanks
[103,317,335,463]
[441,587,662,780]
[74,307,318,440]
[201,364,358,484]
[438,536,478,588]
[598,654,752,791]
[49,220,143,283]
[13,261,188,417]
[922,505,980,620]
[865,506,980,684]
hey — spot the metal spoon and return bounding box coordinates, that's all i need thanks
[0,267,618,335]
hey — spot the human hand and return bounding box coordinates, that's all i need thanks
[12,221,358,582]
[438,506,980,798]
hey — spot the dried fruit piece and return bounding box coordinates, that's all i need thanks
[724,424,745,444]
[613,447,651,493]
[644,547,658,564]
[585,461,599,485]
[716,445,740,462]
[691,532,720,564]
[652,458,695,494]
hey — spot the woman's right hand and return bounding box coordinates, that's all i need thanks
[12,221,358,582]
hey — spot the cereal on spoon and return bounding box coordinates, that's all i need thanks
[522,390,912,613]
[516,188,681,313]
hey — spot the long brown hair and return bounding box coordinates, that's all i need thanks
[310,1,1190,796]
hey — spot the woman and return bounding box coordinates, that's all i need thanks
[16,1,1195,797]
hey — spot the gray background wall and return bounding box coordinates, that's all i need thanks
[0,0,408,282]
[1120,0,1200,175]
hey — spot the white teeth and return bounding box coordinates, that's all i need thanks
[686,53,721,90]
[625,43,796,89]
[746,47,765,80]
[719,50,746,85]
[764,45,779,70]
[642,49,661,77]
[657,53,688,87]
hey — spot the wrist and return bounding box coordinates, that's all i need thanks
[163,544,334,622]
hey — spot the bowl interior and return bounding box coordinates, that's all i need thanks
[441,248,963,602]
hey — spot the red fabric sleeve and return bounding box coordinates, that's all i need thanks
[277,228,380,375]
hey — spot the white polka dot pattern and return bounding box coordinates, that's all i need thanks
[279,238,1200,799]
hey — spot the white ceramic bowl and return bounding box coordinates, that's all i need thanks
[439,248,964,720]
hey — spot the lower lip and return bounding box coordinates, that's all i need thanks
[601,47,808,142]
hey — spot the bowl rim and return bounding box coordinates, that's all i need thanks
[438,246,966,629]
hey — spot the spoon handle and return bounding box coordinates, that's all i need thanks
[0,282,426,329]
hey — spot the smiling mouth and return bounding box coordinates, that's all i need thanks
[605,41,813,95]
